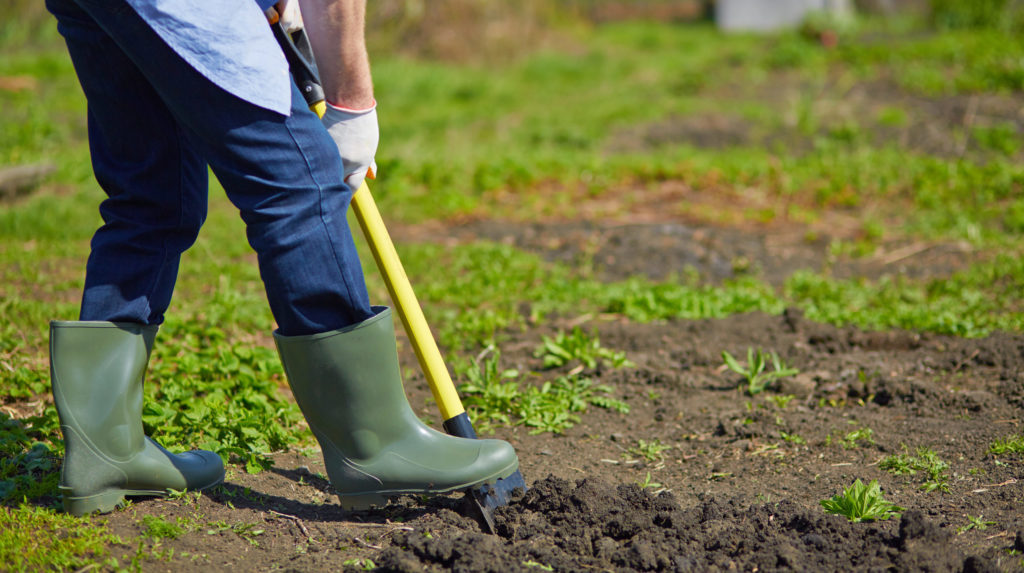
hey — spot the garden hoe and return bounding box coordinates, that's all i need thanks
[268,16,527,533]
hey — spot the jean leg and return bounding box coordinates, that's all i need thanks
[49,0,374,335]
[47,0,208,325]
[200,84,377,336]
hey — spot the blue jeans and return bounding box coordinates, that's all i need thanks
[47,0,375,335]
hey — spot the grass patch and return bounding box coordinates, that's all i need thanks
[785,256,1024,337]
[534,327,634,370]
[141,515,186,541]
[144,322,304,474]
[989,434,1024,456]
[456,347,629,434]
[879,446,951,493]
[0,505,122,571]
[0,410,62,505]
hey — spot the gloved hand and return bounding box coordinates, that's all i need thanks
[322,100,378,192]
[276,0,303,34]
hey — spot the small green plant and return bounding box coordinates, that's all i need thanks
[343,558,377,570]
[958,515,996,534]
[458,347,629,434]
[205,520,264,546]
[780,431,807,445]
[637,472,663,490]
[721,348,799,395]
[821,479,903,523]
[841,427,875,450]
[880,447,950,492]
[626,439,671,462]
[454,346,522,428]
[523,560,554,571]
[142,515,186,541]
[767,394,796,409]
[534,327,634,370]
[989,434,1024,455]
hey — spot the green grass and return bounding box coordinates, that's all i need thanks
[879,446,951,493]
[141,515,186,541]
[534,327,634,370]
[0,410,62,505]
[399,239,1022,352]
[455,347,630,435]
[0,505,123,571]
[989,434,1024,456]
[143,321,303,474]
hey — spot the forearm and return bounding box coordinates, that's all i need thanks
[296,0,373,109]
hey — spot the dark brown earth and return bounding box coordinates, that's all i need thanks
[92,215,1024,572]
[443,217,975,284]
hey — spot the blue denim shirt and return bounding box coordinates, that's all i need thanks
[126,0,292,115]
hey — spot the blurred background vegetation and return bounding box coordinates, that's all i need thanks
[8,0,1024,55]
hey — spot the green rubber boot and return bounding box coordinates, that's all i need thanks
[50,321,225,516]
[274,307,519,509]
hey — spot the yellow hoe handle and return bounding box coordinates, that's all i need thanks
[268,17,468,425]
[350,180,466,421]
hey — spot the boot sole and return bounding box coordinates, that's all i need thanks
[337,460,520,510]
[62,475,225,516]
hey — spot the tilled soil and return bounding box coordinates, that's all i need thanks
[99,221,1024,572]
[379,479,989,572]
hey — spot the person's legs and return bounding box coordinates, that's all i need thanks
[46,0,224,515]
[54,0,373,334]
[48,0,209,326]
[50,0,519,511]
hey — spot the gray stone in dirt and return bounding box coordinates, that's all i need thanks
[716,0,851,32]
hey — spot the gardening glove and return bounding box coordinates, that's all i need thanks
[276,0,303,34]
[322,100,378,192]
